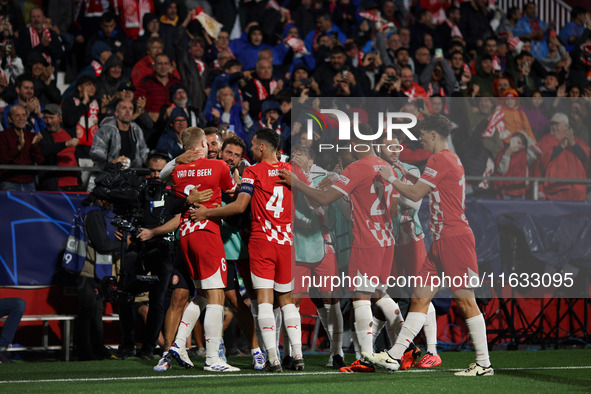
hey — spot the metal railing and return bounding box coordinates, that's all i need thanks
[1,165,589,201]
[497,0,572,33]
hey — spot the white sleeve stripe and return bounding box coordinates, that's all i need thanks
[331,185,348,197]
[418,178,436,188]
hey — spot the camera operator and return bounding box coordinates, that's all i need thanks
[115,150,182,360]
[75,189,123,361]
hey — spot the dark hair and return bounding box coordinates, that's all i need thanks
[418,115,453,137]
[221,135,246,155]
[101,11,116,24]
[204,126,223,142]
[255,128,280,151]
[223,59,242,71]
[329,46,346,57]
[77,75,96,88]
[15,74,34,89]
[291,144,315,160]
[571,6,586,19]
[445,6,459,18]
[508,6,520,20]
[395,47,409,57]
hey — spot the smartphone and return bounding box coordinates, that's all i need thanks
[435,48,443,58]
[300,78,311,86]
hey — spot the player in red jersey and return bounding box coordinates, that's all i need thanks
[170,127,240,372]
[363,115,493,376]
[279,124,402,371]
[190,128,304,372]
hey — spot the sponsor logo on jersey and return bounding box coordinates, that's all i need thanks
[268,169,279,177]
[242,177,254,184]
[424,167,438,178]
[338,175,350,185]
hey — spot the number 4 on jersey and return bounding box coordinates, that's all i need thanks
[266,186,285,218]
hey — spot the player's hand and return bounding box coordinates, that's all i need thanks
[379,165,395,182]
[137,228,155,241]
[175,149,201,164]
[317,175,334,191]
[187,185,213,205]
[277,169,292,186]
[190,205,209,222]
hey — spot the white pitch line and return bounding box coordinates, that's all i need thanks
[1,366,591,384]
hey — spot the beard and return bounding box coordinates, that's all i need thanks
[174,98,188,108]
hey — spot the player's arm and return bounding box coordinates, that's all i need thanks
[393,162,419,184]
[278,169,343,206]
[137,214,181,241]
[189,189,252,222]
[398,167,422,210]
[379,166,431,202]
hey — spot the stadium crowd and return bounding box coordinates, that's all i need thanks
[0,0,588,373]
[0,0,589,199]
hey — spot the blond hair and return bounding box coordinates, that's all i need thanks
[181,127,205,150]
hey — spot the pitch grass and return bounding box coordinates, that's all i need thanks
[0,350,590,393]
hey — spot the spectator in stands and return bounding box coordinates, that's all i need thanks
[175,12,210,111]
[313,46,364,96]
[247,99,290,155]
[16,7,63,69]
[243,58,283,119]
[63,42,112,99]
[399,65,427,99]
[0,104,44,191]
[459,0,494,51]
[304,13,346,54]
[2,74,45,133]
[374,65,404,97]
[540,71,560,97]
[540,33,568,72]
[420,52,455,97]
[0,1,24,35]
[435,6,462,51]
[495,131,537,199]
[90,100,148,169]
[156,107,188,158]
[513,2,551,60]
[85,12,131,68]
[95,55,127,113]
[471,55,496,97]
[158,0,180,62]
[410,9,436,50]
[413,46,432,80]
[24,53,61,106]
[522,91,550,140]
[205,85,247,143]
[61,75,101,189]
[203,29,233,67]
[0,297,26,363]
[163,83,206,129]
[111,0,154,40]
[376,30,401,67]
[537,113,590,201]
[497,89,537,144]
[132,13,160,64]
[136,53,182,123]
[559,7,587,53]
[131,37,164,88]
[569,100,591,146]
[38,104,80,191]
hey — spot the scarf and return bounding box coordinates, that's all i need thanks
[160,15,178,26]
[253,78,278,100]
[91,60,103,77]
[73,98,100,146]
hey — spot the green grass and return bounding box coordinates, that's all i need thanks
[0,350,590,392]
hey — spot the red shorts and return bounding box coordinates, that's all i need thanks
[180,230,227,289]
[293,251,338,293]
[348,245,394,292]
[392,239,427,278]
[249,238,293,292]
[417,233,479,292]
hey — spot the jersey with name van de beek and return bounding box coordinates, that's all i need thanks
[240,161,293,245]
[418,149,472,240]
[172,158,236,237]
[331,155,399,248]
